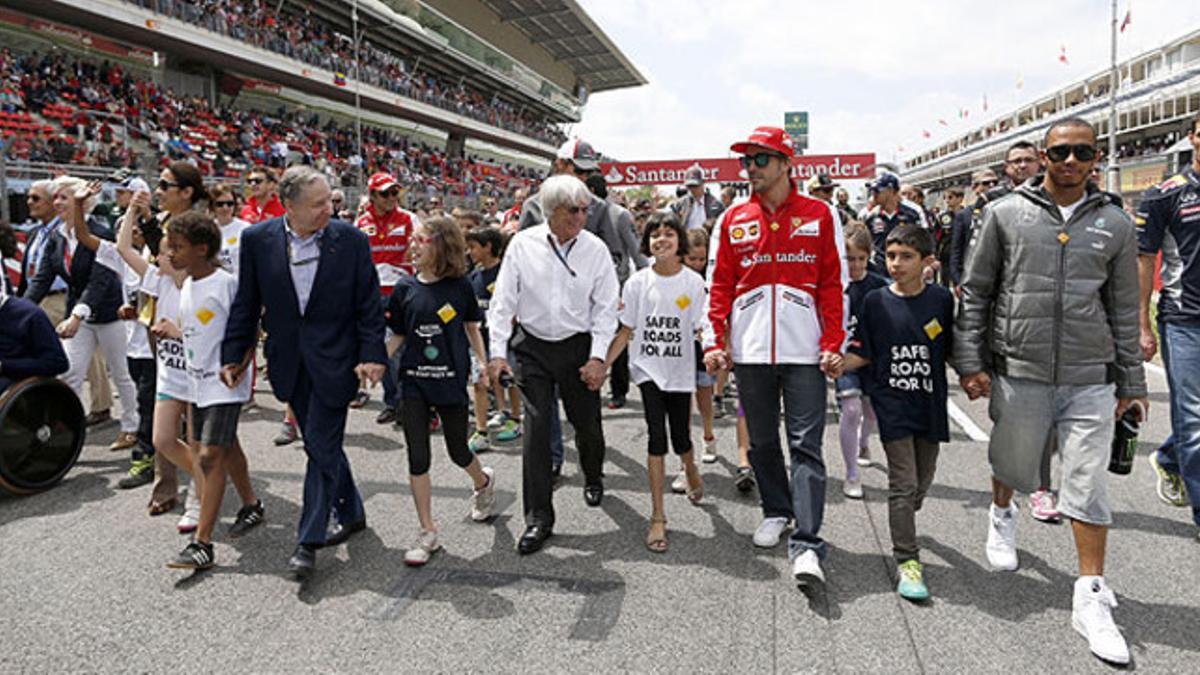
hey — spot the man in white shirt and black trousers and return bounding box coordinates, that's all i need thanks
[488,175,620,554]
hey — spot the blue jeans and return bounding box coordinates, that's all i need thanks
[1156,320,1200,526]
[735,363,828,560]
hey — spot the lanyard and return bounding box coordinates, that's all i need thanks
[547,234,577,277]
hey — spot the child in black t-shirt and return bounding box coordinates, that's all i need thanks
[844,223,954,603]
[387,217,496,567]
[465,227,521,450]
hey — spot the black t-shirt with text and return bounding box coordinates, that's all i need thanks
[850,283,954,443]
[468,263,501,345]
[845,272,889,352]
[386,275,483,406]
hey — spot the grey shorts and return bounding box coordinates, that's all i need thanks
[191,402,242,448]
[988,375,1116,525]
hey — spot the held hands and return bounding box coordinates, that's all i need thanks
[56,316,81,339]
[488,357,513,385]
[1139,327,1157,362]
[703,350,730,375]
[579,358,607,391]
[819,351,844,378]
[150,318,182,340]
[960,372,992,400]
[354,362,386,387]
[219,364,246,389]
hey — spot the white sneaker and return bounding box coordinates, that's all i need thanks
[486,411,507,430]
[177,486,201,534]
[1072,577,1130,665]
[701,437,718,464]
[753,517,789,548]
[404,529,441,567]
[985,502,1019,571]
[856,446,872,467]
[470,467,496,522]
[791,549,825,586]
[670,471,688,494]
[843,478,864,499]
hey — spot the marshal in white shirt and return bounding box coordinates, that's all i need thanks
[487,224,619,361]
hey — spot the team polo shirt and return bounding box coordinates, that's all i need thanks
[357,204,419,293]
[1136,166,1200,324]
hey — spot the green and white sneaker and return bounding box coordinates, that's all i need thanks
[897,560,929,601]
[117,456,155,489]
[495,418,521,442]
[1148,453,1189,507]
[468,431,491,453]
[486,411,507,430]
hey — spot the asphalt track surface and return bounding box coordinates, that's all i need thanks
[2,363,1196,673]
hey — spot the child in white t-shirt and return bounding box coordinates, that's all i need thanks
[164,211,262,571]
[604,211,715,553]
[71,186,202,528]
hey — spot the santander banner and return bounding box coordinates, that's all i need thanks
[600,154,876,187]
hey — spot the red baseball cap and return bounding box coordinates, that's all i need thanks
[730,126,795,158]
[368,172,399,193]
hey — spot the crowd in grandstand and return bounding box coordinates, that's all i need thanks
[126,0,566,145]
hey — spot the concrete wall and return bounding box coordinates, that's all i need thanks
[424,0,577,92]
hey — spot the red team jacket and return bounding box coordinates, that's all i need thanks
[355,204,418,293]
[239,195,285,224]
[707,185,845,364]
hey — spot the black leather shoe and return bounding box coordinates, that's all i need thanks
[325,518,367,547]
[584,484,604,507]
[288,545,316,580]
[517,525,552,554]
[375,407,398,424]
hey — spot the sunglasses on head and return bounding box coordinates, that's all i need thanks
[158,179,179,190]
[740,153,781,169]
[1045,144,1097,163]
[214,200,236,208]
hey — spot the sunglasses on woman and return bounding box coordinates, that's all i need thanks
[1045,144,1097,163]
[213,200,236,208]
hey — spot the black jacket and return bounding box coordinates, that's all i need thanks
[23,216,122,324]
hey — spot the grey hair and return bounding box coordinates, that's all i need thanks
[539,174,591,216]
[30,179,54,197]
[278,165,329,205]
[51,175,97,216]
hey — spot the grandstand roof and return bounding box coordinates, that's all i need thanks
[478,0,646,93]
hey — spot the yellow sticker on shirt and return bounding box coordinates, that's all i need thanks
[196,307,215,326]
[487,282,495,294]
[227,236,238,245]
[924,318,943,341]
[675,294,691,311]
[1057,232,1071,245]
[437,303,457,324]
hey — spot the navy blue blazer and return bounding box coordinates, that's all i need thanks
[23,217,122,323]
[221,216,387,408]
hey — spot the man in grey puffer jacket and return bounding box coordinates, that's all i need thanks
[956,118,1147,666]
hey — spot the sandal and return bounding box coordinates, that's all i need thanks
[147,497,178,516]
[645,517,668,553]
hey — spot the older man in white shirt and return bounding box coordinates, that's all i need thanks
[488,175,619,554]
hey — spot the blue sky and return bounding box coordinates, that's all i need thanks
[574,0,1200,165]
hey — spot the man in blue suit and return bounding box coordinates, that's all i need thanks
[221,165,387,580]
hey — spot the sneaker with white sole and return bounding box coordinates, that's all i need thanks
[701,437,718,464]
[843,478,864,499]
[753,517,789,548]
[670,471,688,494]
[470,467,496,522]
[404,529,441,566]
[857,446,872,467]
[986,502,1019,571]
[486,411,507,430]
[495,418,521,442]
[1148,453,1189,507]
[468,431,491,453]
[1028,489,1061,523]
[791,549,825,586]
[1072,576,1130,665]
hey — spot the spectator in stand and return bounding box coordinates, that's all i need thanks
[241,168,285,225]
[355,171,421,423]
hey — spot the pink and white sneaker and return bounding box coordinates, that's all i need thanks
[1028,489,1061,523]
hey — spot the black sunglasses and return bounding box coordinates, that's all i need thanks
[28,194,42,202]
[246,177,264,185]
[1045,144,1097,163]
[377,188,399,198]
[740,154,782,169]
[213,200,236,208]
[158,179,179,190]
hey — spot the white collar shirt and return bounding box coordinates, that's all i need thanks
[487,223,619,361]
[686,193,707,230]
